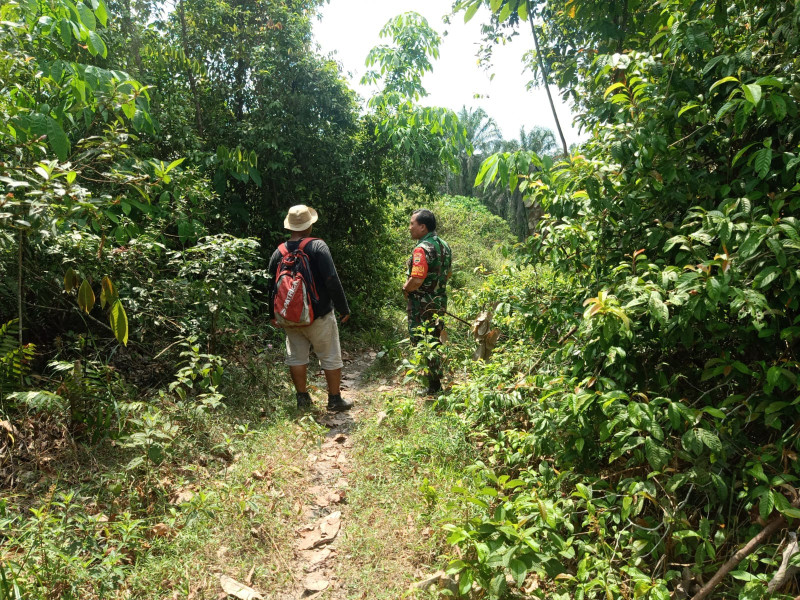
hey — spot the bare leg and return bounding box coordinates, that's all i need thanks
[289,365,307,393]
[323,368,341,396]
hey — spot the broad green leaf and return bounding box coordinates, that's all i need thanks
[645,437,670,470]
[760,490,775,520]
[709,76,739,91]
[756,76,783,89]
[682,429,703,455]
[754,147,772,179]
[732,142,758,167]
[464,2,479,23]
[696,428,723,454]
[248,166,262,187]
[711,473,728,500]
[109,299,128,346]
[76,2,96,30]
[498,2,511,22]
[121,101,135,119]
[742,83,762,105]
[604,82,626,99]
[45,117,70,161]
[458,569,473,596]
[64,268,79,292]
[771,95,787,120]
[754,266,781,289]
[489,573,506,598]
[86,30,107,57]
[648,292,669,324]
[509,558,527,586]
[94,0,108,27]
[58,18,72,45]
[77,279,95,313]
[650,585,670,600]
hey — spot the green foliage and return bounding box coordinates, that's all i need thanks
[363,12,467,194]
[0,320,34,396]
[439,0,800,598]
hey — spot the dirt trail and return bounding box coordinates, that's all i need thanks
[273,350,380,600]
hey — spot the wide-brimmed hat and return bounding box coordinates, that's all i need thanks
[284,205,318,231]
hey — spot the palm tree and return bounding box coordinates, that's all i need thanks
[446,106,502,197]
[499,125,558,237]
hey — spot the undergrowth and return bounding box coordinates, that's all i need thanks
[0,342,324,599]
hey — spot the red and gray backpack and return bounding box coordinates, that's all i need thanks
[273,238,319,327]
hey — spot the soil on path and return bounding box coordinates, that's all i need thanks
[272,350,380,600]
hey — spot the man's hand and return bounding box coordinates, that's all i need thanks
[340,314,351,324]
[403,276,423,297]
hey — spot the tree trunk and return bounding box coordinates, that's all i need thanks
[526,1,569,157]
[177,0,204,135]
[121,0,143,74]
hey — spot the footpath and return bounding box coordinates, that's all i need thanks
[273,351,378,600]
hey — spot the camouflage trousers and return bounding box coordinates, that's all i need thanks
[407,299,445,385]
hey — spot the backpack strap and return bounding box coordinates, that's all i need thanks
[278,242,289,257]
[298,237,318,251]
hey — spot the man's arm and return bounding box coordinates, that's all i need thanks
[314,241,351,319]
[267,248,281,325]
[403,276,423,297]
[403,246,428,297]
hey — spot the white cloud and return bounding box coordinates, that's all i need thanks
[312,0,585,147]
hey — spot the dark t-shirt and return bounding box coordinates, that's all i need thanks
[267,238,349,319]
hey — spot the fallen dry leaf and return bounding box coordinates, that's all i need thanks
[376,411,388,426]
[216,546,229,559]
[151,523,170,538]
[171,489,195,505]
[245,564,255,586]
[0,420,20,438]
[219,574,263,600]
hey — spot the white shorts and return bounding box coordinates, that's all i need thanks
[284,311,343,370]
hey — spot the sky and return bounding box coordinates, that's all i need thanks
[311,0,585,148]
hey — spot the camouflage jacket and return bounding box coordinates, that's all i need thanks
[406,232,452,317]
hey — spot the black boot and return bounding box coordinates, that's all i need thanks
[327,394,352,412]
[296,392,312,410]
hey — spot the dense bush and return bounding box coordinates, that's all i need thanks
[440,0,800,598]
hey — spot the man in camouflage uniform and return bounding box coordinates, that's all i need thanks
[402,208,452,395]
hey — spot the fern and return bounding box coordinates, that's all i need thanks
[0,319,35,393]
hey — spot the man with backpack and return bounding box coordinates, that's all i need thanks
[268,205,352,411]
[402,208,452,395]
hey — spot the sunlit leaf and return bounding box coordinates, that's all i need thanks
[109,299,128,346]
[77,279,95,313]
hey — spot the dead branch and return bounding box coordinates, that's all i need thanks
[691,512,790,600]
[768,531,800,594]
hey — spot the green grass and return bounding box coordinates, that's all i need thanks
[0,350,328,599]
[331,386,476,599]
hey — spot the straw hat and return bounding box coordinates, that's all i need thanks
[284,205,318,231]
